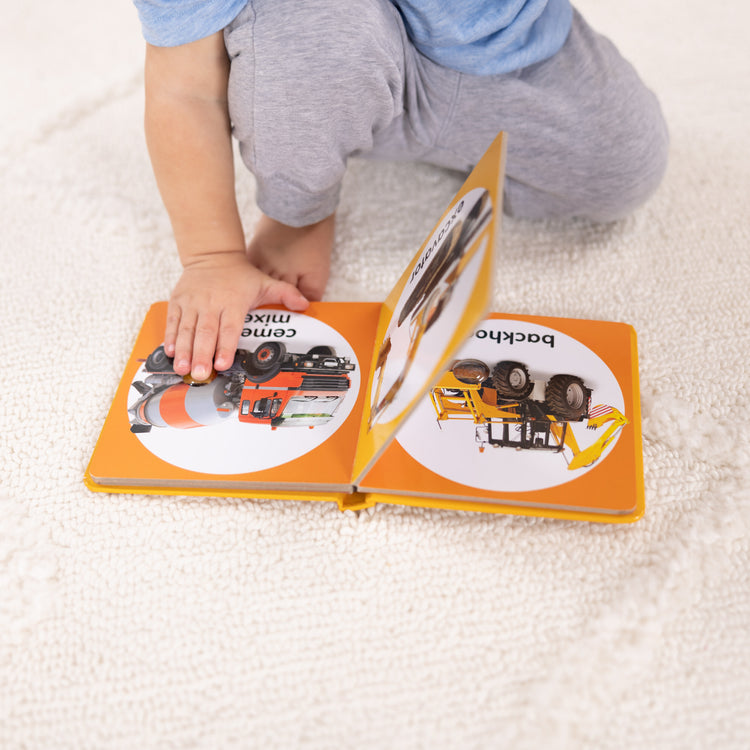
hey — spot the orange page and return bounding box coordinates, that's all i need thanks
[358,313,644,521]
[86,301,381,493]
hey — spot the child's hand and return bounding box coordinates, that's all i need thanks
[164,250,309,380]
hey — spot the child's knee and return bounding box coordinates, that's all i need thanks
[505,107,669,223]
[583,92,670,221]
[224,0,407,225]
[526,83,669,222]
[504,10,670,222]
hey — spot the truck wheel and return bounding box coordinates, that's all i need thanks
[452,359,490,384]
[252,341,286,371]
[492,361,534,400]
[240,341,286,382]
[145,345,174,373]
[546,374,589,420]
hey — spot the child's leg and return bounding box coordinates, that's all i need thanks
[224,0,415,297]
[225,0,668,230]
[365,8,670,222]
[224,0,412,228]
[425,9,671,221]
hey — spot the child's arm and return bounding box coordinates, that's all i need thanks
[144,32,308,381]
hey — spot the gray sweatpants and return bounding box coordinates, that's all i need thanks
[224,0,669,225]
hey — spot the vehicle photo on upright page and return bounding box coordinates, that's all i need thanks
[368,187,492,430]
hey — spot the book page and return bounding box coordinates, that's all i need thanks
[351,132,507,483]
[358,313,644,521]
[87,301,381,493]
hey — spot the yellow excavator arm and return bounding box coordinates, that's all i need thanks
[565,406,628,470]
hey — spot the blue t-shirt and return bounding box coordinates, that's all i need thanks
[134,0,246,47]
[134,0,572,75]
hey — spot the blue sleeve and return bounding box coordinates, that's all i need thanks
[394,0,573,75]
[133,0,247,46]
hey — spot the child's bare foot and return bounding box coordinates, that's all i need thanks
[246,213,335,301]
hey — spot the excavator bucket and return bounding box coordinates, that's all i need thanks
[567,406,628,470]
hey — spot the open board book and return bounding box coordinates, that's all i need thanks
[86,133,644,523]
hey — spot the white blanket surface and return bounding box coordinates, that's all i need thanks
[2,2,748,748]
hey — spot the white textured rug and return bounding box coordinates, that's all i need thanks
[2,2,748,747]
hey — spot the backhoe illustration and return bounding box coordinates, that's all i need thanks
[368,189,492,429]
[128,342,355,433]
[430,358,627,470]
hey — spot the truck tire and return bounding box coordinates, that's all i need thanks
[546,374,589,420]
[492,361,534,400]
[240,341,286,382]
[145,345,174,373]
[252,341,286,371]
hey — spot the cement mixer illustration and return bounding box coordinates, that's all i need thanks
[128,342,356,433]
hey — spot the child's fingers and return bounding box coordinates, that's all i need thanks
[172,308,199,376]
[190,311,222,381]
[164,301,182,357]
[210,283,306,373]
[270,279,310,312]
[213,309,245,372]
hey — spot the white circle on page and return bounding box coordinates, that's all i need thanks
[128,313,360,475]
[395,320,626,492]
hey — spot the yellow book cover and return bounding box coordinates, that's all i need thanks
[86,133,644,522]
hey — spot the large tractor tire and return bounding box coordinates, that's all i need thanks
[545,374,589,420]
[492,361,534,400]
